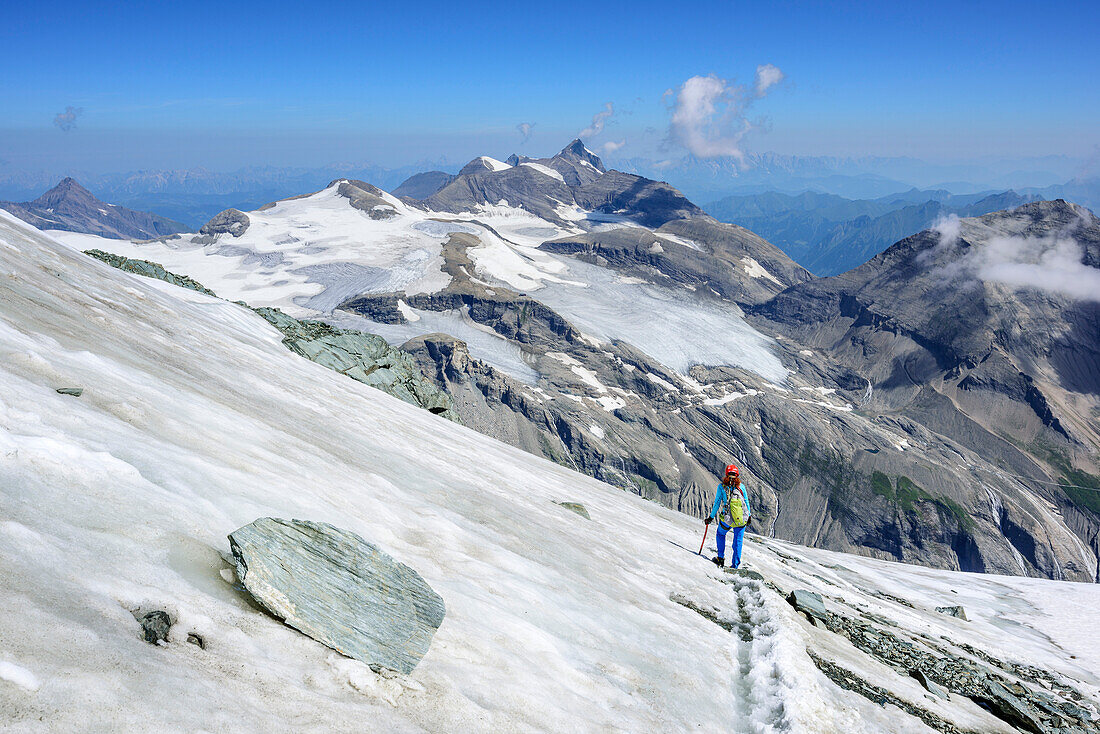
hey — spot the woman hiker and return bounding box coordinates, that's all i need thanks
[704,464,751,569]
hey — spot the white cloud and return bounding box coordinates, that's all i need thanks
[754,64,785,97]
[925,214,1100,301]
[601,140,625,154]
[975,232,1100,301]
[516,122,534,143]
[666,66,784,160]
[580,102,614,139]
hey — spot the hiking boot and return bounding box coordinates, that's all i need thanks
[711,556,725,568]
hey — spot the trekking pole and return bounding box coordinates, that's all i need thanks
[697,522,710,555]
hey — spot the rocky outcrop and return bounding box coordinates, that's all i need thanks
[419,140,703,229]
[199,208,250,238]
[541,217,810,305]
[85,249,218,296]
[228,518,445,674]
[137,611,171,645]
[335,180,398,220]
[0,178,187,240]
[254,308,458,420]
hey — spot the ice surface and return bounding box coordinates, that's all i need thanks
[50,183,454,317]
[528,259,788,381]
[1,210,1098,733]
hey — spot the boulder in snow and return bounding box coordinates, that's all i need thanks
[909,669,949,700]
[935,605,968,621]
[555,501,590,519]
[55,387,83,397]
[229,518,445,675]
[138,610,171,645]
[787,589,828,624]
[723,567,765,582]
[199,208,250,238]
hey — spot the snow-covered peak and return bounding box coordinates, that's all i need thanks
[458,156,513,176]
[556,138,606,174]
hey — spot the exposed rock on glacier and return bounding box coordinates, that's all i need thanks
[85,249,217,296]
[253,307,458,420]
[555,501,591,519]
[228,518,445,675]
[199,208,250,238]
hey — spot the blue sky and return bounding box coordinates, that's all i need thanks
[2,0,1098,172]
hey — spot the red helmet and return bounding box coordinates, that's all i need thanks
[725,464,739,478]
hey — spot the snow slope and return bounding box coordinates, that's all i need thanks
[3,213,1098,733]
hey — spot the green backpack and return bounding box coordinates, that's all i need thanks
[723,484,749,528]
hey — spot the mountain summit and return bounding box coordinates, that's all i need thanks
[0,178,187,240]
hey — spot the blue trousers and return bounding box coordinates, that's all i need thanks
[716,523,745,568]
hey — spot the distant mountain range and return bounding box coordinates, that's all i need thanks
[0,163,458,229]
[703,188,1044,275]
[2,151,1094,231]
[609,152,1093,202]
[0,178,187,240]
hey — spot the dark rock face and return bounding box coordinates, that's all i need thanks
[228,518,445,675]
[0,178,188,240]
[55,387,83,397]
[572,170,704,228]
[199,208,250,237]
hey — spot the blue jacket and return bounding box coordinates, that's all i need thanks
[710,481,750,524]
